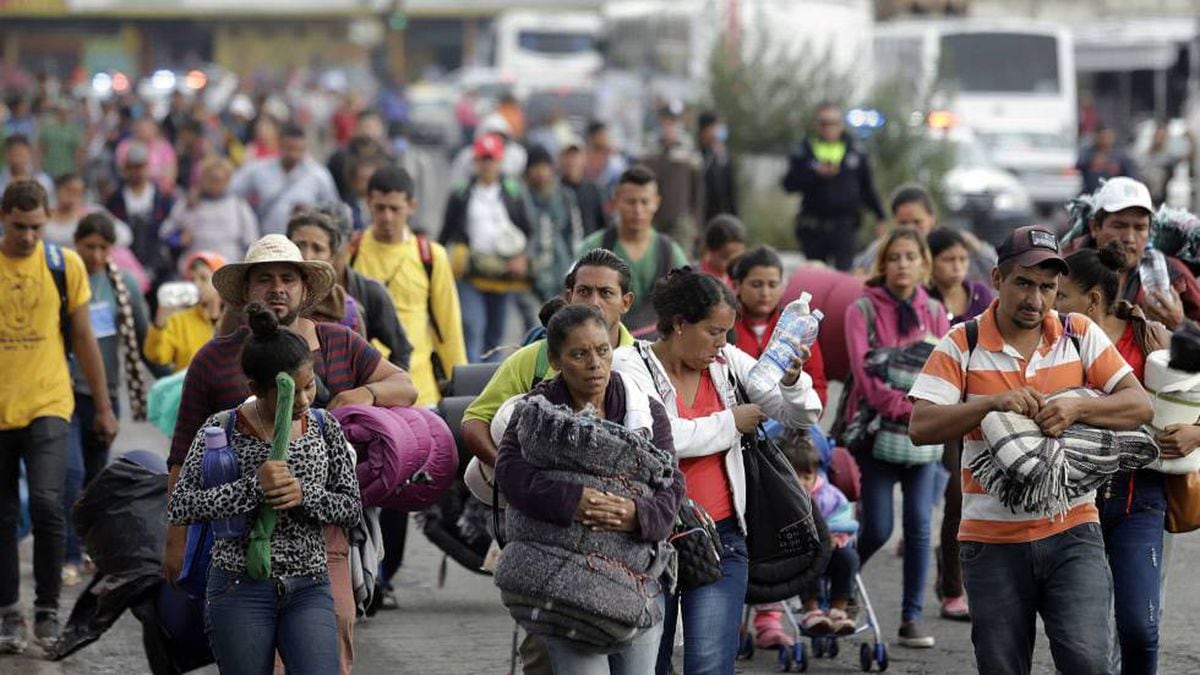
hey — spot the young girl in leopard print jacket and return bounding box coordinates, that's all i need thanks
[168,303,360,675]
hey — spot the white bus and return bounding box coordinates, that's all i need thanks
[874,20,1080,210]
[485,10,604,87]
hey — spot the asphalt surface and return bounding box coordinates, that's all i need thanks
[5,412,1199,675]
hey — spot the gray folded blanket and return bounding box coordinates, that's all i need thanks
[494,395,673,647]
[974,388,1159,518]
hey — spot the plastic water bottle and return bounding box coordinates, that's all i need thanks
[201,427,246,539]
[747,295,823,391]
[1139,245,1172,299]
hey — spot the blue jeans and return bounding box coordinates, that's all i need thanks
[656,518,748,675]
[856,453,937,622]
[544,595,665,675]
[63,393,117,565]
[0,417,70,610]
[1099,470,1165,675]
[205,567,339,675]
[456,280,514,363]
[961,522,1114,675]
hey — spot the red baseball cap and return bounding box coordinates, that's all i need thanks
[473,133,505,160]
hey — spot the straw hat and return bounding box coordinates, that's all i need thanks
[211,234,336,310]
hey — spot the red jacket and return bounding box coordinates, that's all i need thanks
[733,309,829,407]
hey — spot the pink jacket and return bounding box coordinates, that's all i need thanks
[843,285,950,423]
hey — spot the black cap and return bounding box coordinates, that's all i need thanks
[996,226,1068,274]
[524,144,554,173]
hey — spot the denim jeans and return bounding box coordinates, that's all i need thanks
[205,567,339,675]
[656,518,748,675]
[856,453,937,622]
[961,522,1114,675]
[1098,470,1166,675]
[0,417,70,610]
[544,595,665,675]
[456,280,514,363]
[63,393,117,565]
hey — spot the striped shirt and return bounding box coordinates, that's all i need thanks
[168,323,381,466]
[908,303,1132,544]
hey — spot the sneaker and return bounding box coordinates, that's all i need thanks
[828,608,856,636]
[33,610,59,651]
[0,611,27,654]
[800,609,832,635]
[940,595,970,622]
[61,564,82,587]
[754,611,795,648]
[898,620,935,648]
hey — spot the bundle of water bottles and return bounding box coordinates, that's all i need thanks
[746,292,824,392]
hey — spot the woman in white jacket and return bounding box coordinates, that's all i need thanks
[612,267,822,675]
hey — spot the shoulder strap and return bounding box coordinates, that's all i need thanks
[44,242,71,354]
[531,341,550,387]
[347,230,365,267]
[219,409,237,446]
[415,235,444,343]
[654,233,674,278]
[1061,312,1083,358]
[965,319,979,355]
[601,226,617,252]
[312,408,327,437]
[854,297,878,349]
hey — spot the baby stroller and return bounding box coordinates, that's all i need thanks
[737,425,889,672]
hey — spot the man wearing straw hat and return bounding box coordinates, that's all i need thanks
[162,232,417,674]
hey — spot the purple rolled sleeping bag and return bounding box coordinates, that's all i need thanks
[332,405,458,511]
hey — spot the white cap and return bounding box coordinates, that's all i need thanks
[1093,177,1153,215]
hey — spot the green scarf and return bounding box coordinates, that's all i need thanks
[245,372,295,580]
[811,139,847,166]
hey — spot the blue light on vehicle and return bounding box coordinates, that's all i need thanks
[846,107,885,139]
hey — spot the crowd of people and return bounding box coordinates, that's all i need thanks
[1,75,1198,675]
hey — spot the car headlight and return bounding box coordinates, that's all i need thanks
[993,188,1031,213]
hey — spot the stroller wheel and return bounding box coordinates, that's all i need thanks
[875,643,889,672]
[794,643,807,672]
[859,643,872,672]
[828,637,839,658]
[738,630,754,660]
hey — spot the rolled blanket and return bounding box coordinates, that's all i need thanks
[494,395,673,647]
[975,388,1160,518]
[333,405,458,511]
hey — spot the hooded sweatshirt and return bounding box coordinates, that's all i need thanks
[843,284,950,424]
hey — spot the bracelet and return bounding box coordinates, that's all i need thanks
[364,383,378,405]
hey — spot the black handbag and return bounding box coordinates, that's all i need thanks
[670,497,723,591]
[731,377,821,565]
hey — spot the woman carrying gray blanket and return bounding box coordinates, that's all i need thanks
[494,305,685,675]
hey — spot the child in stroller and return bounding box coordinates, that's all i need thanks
[790,426,860,636]
[748,425,868,652]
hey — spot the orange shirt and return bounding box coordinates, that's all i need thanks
[909,304,1132,544]
[675,370,735,522]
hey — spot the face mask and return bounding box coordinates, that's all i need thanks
[715,124,729,144]
[392,137,409,156]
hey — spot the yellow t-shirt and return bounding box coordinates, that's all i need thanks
[353,230,468,406]
[0,241,90,429]
[144,304,216,372]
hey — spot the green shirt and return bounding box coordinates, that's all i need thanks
[463,323,635,424]
[579,229,689,322]
[39,120,84,179]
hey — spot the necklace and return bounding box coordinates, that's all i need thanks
[248,399,272,441]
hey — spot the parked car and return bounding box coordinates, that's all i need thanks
[941,130,1035,247]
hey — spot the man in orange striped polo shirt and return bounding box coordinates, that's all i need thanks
[909,225,1152,675]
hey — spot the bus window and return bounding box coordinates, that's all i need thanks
[518,31,598,56]
[937,32,1059,94]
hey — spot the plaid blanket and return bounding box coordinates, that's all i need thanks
[974,388,1159,519]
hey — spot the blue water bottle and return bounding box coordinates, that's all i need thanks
[202,426,246,539]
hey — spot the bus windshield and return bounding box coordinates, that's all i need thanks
[517,30,598,56]
[938,32,1060,94]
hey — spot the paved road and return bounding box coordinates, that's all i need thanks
[9,416,1200,675]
